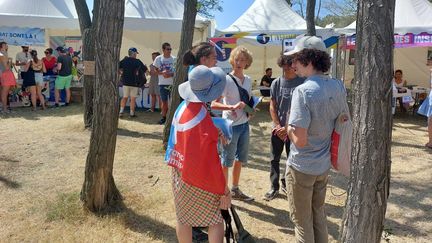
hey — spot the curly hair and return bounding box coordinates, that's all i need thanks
[182,42,215,66]
[229,45,253,69]
[293,49,331,72]
[277,55,294,67]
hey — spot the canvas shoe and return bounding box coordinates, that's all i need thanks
[231,188,254,201]
[263,189,278,201]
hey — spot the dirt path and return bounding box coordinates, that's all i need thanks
[0,104,431,242]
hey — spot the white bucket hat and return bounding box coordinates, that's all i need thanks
[179,65,226,102]
[284,36,327,56]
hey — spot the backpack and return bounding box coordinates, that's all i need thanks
[135,64,147,88]
[330,104,352,177]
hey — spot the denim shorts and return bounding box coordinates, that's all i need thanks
[159,85,171,101]
[221,122,250,167]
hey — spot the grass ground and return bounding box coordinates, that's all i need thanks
[0,103,431,242]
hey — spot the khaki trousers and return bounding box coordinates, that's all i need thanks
[287,166,329,243]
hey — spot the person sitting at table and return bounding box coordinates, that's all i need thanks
[392,69,409,112]
[260,67,274,96]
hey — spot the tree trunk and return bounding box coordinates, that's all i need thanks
[340,0,395,242]
[80,0,125,212]
[81,29,95,128]
[162,0,198,147]
[306,0,316,35]
[73,0,99,128]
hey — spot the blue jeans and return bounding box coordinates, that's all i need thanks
[221,122,250,167]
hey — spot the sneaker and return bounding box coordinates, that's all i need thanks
[119,112,124,118]
[55,103,60,108]
[263,189,278,201]
[231,188,254,201]
[146,109,154,112]
[158,117,166,124]
[130,113,137,118]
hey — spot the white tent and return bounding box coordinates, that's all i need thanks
[0,0,212,64]
[339,0,432,87]
[341,0,432,35]
[221,0,307,33]
[215,0,335,83]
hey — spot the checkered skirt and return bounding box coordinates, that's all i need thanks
[171,168,223,227]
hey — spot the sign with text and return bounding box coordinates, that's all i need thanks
[345,32,432,49]
[0,26,45,46]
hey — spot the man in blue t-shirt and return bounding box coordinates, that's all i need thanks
[263,54,304,201]
[286,36,348,243]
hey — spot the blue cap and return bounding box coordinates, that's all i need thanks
[128,47,139,54]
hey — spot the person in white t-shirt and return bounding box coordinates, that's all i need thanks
[15,46,31,79]
[211,46,254,202]
[153,42,176,124]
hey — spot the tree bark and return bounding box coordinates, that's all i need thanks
[340,0,395,242]
[74,0,99,128]
[80,0,125,212]
[306,0,316,36]
[162,0,198,147]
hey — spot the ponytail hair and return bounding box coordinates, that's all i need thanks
[182,42,215,66]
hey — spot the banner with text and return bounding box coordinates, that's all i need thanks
[345,32,432,49]
[0,26,45,46]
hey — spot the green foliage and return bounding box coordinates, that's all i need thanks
[316,14,356,28]
[197,0,223,18]
[46,192,86,223]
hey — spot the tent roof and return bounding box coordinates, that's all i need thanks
[341,0,432,34]
[0,0,208,32]
[221,0,307,33]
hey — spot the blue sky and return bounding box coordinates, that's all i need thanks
[213,0,255,30]
[85,0,328,30]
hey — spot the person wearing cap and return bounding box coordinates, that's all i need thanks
[285,36,348,243]
[54,46,73,107]
[118,47,147,117]
[211,46,255,202]
[263,53,305,201]
[15,46,30,80]
[153,42,176,124]
[165,65,230,243]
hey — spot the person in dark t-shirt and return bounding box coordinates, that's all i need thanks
[54,46,73,107]
[119,47,147,117]
[260,67,275,96]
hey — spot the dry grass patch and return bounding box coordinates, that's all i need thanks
[45,192,86,223]
[0,105,431,242]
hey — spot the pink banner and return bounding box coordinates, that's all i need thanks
[345,32,432,49]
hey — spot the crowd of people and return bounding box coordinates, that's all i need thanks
[158,36,351,243]
[0,42,74,113]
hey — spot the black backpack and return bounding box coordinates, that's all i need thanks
[135,64,147,88]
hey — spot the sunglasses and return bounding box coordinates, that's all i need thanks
[44,51,49,54]
[165,48,172,51]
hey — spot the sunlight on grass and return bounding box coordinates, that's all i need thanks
[46,192,86,223]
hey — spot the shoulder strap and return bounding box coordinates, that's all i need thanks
[228,73,241,88]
